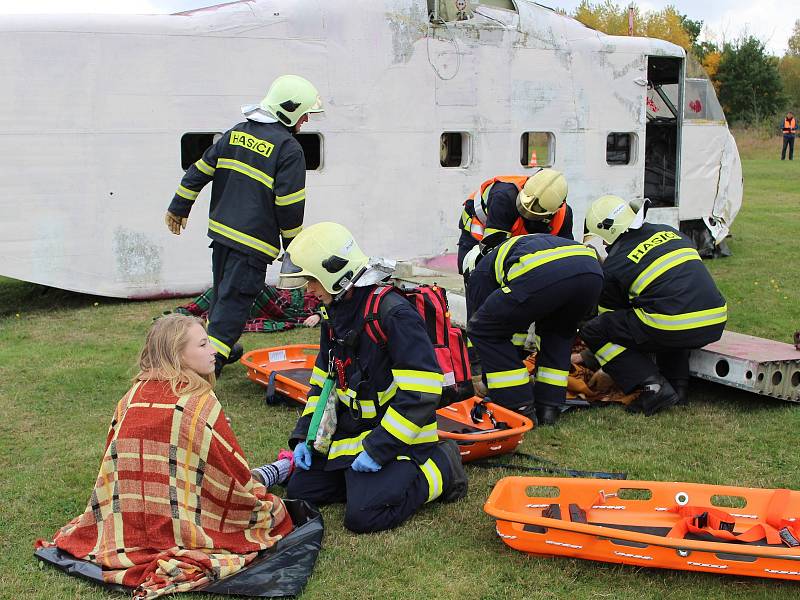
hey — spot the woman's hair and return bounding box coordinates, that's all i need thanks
[134,314,215,397]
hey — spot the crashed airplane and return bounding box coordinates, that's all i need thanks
[0,0,742,298]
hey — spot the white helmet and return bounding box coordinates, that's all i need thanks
[516,168,568,221]
[584,195,636,245]
[260,75,323,127]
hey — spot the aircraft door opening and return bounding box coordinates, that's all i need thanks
[644,56,683,208]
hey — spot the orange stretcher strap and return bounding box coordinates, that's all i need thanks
[667,505,783,545]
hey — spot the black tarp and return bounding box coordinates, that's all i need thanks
[35,499,324,598]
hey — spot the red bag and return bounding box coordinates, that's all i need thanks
[363,285,472,406]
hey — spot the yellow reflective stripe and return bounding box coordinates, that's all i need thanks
[494,237,523,284]
[280,225,303,239]
[377,382,398,405]
[195,158,216,176]
[596,342,626,366]
[208,219,279,258]
[634,304,728,331]
[483,227,510,238]
[275,188,306,206]
[512,332,528,347]
[380,406,438,445]
[506,246,597,282]
[336,389,377,418]
[208,335,230,357]
[310,366,328,387]
[391,369,444,394]
[176,185,199,201]
[420,458,443,503]
[466,338,474,348]
[301,395,320,417]
[629,248,701,297]
[460,209,471,230]
[485,367,530,389]
[328,431,370,460]
[217,158,274,189]
[598,305,613,314]
[535,366,569,387]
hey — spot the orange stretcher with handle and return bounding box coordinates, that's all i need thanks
[241,344,533,463]
[484,476,800,581]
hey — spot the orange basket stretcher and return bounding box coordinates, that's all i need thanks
[241,345,533,463]
[484,476,800,581]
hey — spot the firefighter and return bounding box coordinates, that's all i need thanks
[277,222,468,533]
[579,195,728,414]
[457,168,574,278]
[464,234,603,425]
[164,75,323,376]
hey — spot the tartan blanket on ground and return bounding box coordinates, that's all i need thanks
[175,286,320,333]
[37,379,293,599]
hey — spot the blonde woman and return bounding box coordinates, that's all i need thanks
[37,314,295,599]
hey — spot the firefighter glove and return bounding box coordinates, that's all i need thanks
[351,450,382,472]
[165,211,188,235]
[472,374,488,398]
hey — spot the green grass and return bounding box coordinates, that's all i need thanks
[2,139,800,599]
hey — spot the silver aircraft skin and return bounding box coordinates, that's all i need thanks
[0,0,741,297]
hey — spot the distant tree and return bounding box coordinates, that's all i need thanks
[788,20,800,56]
[679,14,703,46]
[716,36,786,124]
[779,55,800,109]
[572,1,691,51]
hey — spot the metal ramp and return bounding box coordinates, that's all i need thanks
[394,256,800,404]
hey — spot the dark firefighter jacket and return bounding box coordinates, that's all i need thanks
[598,223,727,345]
[459,180,574,252]
[467,234,602,321]
[290,286,444,470]
[168,120,306,261]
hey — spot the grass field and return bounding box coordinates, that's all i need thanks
[1,134,799,599]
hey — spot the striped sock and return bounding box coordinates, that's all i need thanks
[251,458,293,487]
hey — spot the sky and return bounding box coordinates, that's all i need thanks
[0,0,794,56]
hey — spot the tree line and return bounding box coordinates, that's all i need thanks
[570,1,798,128]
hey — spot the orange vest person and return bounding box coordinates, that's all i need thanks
[782,112,796,161]
[456,169,573,275]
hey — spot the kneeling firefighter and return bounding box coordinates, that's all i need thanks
[457,168,574,280]
[580,196,727,414]
[278,222,468,533]
[464,234,604,425]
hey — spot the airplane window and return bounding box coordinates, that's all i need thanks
[294,133,323,170]
[441,132,472,168]
[520,132,554,168]
[606,133,635,165]
[180,132,222,171]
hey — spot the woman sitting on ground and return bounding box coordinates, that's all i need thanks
[37,314,295,599]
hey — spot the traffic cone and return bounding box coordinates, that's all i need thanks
[528,150,538,167]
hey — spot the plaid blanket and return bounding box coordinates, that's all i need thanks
[175,286,320,333]
[37,379,293,599]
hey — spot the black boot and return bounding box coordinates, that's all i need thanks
[535,405,560,426]
[670,379,689,406]
[626,374,679,416]
[436,439,468,502]
[214,354,226,378]
[226,343,244,364]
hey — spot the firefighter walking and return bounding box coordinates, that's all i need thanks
[464,234,603,425]
[580,195,727,415]
[164,75,323,376]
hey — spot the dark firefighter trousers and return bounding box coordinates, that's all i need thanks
[208,242,270,365]
[580,308,725,393]
[469,273,603,413]
[286,445,455,534]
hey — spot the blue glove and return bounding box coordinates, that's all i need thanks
[351,450,382,472]
[293,442,312,471]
